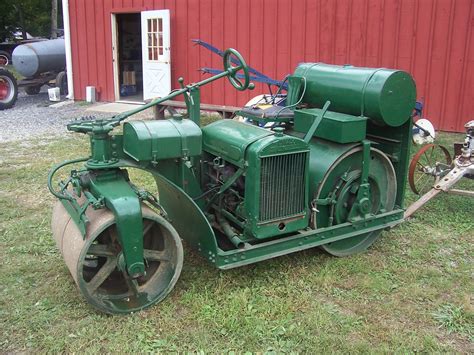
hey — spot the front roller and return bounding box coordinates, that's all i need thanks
[52,201,183,314]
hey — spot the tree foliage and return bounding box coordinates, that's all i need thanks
[0,0,62,42]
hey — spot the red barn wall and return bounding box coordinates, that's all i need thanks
[69,0,473,132]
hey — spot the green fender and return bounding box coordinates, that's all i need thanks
[153,173,219,262]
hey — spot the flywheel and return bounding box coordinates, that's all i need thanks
[315,147,397,256]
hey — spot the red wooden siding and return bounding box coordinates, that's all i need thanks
[69,0,473,132]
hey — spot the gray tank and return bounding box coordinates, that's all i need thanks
[12,39,66,78]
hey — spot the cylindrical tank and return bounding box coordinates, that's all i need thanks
[294,63,416,127]
[12,39,65,78]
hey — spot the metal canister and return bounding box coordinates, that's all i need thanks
[294,63,416,127]
[12,39,66,78]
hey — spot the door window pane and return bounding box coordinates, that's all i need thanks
[147,17,165,61]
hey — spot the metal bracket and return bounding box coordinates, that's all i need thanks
[129,183,169,220]
[88,170,145,278]
[304,100,331,143]
[348,140,372,220]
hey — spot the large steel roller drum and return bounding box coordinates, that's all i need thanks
[12,39,66,78]
[52,200,183,314]
[294,63,416,127]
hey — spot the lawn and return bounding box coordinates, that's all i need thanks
[0,130,472,352]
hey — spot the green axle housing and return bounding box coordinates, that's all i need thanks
[48,48,415,314]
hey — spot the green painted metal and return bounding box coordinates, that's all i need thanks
[293,63,416,127]
[294,108,368,144]
[153,173,219,263]
[309,140,397,256]
[123,118,202,161]
[303,100,331,143]
[47,157,91,236]
[202,120,273,167]
[86,169,145,277]
[223,48,252,91]
[52,201,184,315]
[49,49,252,283]
[366,120,413,209]
[48,47,416,314]
[214,209,404,269]
[244,133,310,239]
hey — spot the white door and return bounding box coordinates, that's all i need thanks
[141,10,171,100]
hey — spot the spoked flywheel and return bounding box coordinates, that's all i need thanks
[315,147,397,256]
[52,202,183,314]
[408,143,452,195]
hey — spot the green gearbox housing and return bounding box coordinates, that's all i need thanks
[48,48,416,314]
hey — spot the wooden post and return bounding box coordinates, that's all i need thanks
[153,105,166,120]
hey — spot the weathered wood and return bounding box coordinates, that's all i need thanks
[152,100,241,120]
[404,189,442,219]
[447,189,474,198]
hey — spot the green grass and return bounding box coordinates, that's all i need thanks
[432,304,473,339]
[0,131,473,352]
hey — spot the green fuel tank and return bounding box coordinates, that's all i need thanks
[293,63,416,127]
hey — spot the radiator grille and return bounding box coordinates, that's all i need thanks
[259,152,307,222]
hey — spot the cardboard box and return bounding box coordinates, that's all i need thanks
[123,71,136,85]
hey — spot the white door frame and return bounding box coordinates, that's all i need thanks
[111,13,120,102]
[111,12,145,104]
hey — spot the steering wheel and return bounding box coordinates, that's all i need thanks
[67,117,117,134]
[223,48,251,91]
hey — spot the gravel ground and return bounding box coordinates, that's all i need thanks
[0,87,112,142]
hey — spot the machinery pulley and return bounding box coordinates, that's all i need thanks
[315,147,397,256]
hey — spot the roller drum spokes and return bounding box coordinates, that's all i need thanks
[52,201,183,314]
[408,144,452,195]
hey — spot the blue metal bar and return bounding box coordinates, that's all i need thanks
[200,67,289,90]
[192,39,272,79]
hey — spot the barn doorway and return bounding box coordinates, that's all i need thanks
[112,10,171,104]
[114,13,143,103]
